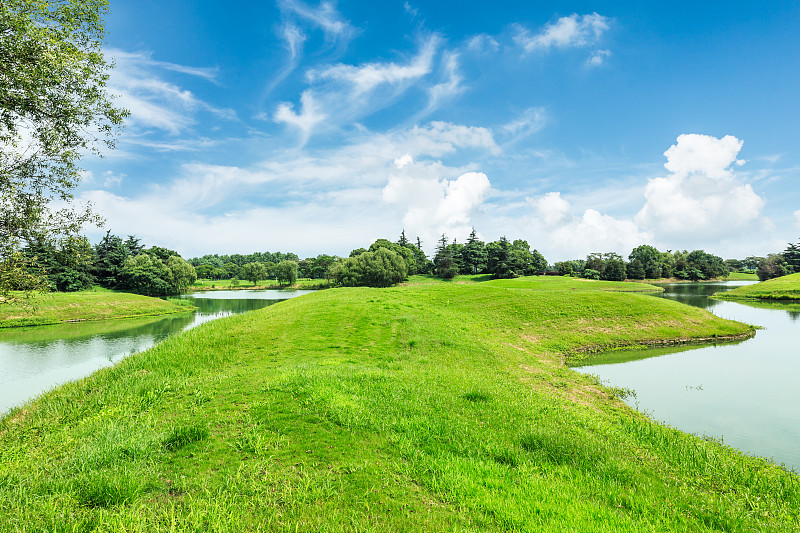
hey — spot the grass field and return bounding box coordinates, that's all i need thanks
[191,278,330,290]
[714,272,800,301]
[723,272,759,281]
[1,277,796,531]
[0,289,195,328]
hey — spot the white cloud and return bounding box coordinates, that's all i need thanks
[107,49,235,136]
[383,160,491,245]
[274,90,327,142]
[102,171,125,188]
[794,210,800,228]
[502,107,547,142]
[309,37,437,95]
[521,192,651,259]
[587,49,612,67]
[636,134,765,241]
[277,0,355,42]
[425,52,464,113]
[466,34,500,54]
[515,13,609,53]
[281,23,307,60]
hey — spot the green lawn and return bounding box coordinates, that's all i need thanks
[723,272,759,281]
[191,278,330,290]
[1,277,796,531]
[0,289,194,328]
[714,272,800,301]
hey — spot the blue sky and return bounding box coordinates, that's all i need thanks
[78,0,800,260]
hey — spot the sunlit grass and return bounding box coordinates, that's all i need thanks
[0,290,194,328]
[714,272,800,301]
[1,278,795,531]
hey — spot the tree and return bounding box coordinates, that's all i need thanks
[629,245,662,279]
[433,235,457,279]
[757,254,789,281]
[784,238,800,273]
[462,228,487,274]
[241,262,267,285]
[275,260,298,286]
[487,237,515,279]
[332,248,408,287]
[602,253,627,281]
[1,0,127,295]
[93,231,129,287]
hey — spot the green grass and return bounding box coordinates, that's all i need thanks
[714,272,800,301]
[191,277,330,290]
[0,290,195,328]
[1,278,796,531]
[723,272,759,281]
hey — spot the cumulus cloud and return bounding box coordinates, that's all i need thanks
[524,192,651,259]
[515,13,609,52]
[795,210,800,228]
[635,134,765,241]
[383,157,491,244]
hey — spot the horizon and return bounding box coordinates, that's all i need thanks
[76,1,800,261]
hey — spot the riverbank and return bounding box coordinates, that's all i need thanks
[0,289,195,328]
[713,272,800,301]
[2,277,796,531]
[189,278,330,291]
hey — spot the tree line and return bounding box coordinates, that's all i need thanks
[14,231,197,296]
[746,238,800,281]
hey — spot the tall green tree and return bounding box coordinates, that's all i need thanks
[241,262,267,285]
[1,0,127,295]
[433,235,457,279]
[275,260,298,286]
[462,228,487,275]
[784,238,800,273]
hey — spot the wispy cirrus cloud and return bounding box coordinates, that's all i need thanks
[107,49,236,137]
[277,0,356,43]
[514,13,610,52]
[276,36,443,139]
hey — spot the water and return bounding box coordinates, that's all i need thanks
[0,290,311,415]
[573,281,800,470]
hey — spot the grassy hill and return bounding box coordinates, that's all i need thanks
[0,288,195,328]
[1,277,796,531]
[714,272,800,301]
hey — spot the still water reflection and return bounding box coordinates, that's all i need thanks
[573,281,800,471]
[0,290,311,415]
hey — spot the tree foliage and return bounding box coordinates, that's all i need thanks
[275,260,298,286]
[333,247,408,287]
[1,0,127,295]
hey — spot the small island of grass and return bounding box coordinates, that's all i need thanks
[5,276,795,533]
[0,288,195,328]
[713,272,800,301]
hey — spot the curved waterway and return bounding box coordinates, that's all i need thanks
[0,290,311,416]
[573,281,800,471]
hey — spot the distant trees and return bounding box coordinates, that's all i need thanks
[116,252,196,296]
[275,260,298,286]
[333,247,408,287]
[757,254,789,281]
[241,262,268,285]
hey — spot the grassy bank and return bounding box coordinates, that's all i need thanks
[714,272,800,301]
[0,289,195,328]
[191,278,330,291]
[2,277,796,531]
[723,272,759,281]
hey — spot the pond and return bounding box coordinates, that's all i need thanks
[573,281,800,471]
[0,290,311,416]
